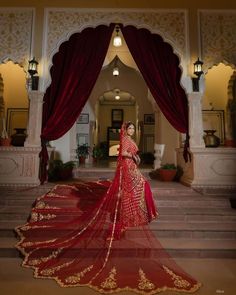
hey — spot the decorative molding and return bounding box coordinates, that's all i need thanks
[0,8,34,67]
[199,10,236,70]
[176,147,236,191]
[0,147,41,186]
[0,146,41,152]
[43,8,188,90]
[211,158,236,176]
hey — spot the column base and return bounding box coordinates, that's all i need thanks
[176,147,236,195]
[0,146,41,186]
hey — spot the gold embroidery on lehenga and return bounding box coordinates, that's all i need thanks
[100,267,117,289]
[138,268,155,290]
[40,260,74,276]
[20,224,51,231]
[65,265,93,284]
[21,238,56,247]
[31,212,57,222]
[163,265,191,288]
[30,212,38,221]
[35,201,59,209]
[28,249,62,266]
[46,192,56,197]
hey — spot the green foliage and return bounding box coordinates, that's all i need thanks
[48,160,75,181]
[92,145,104,159]
[92,142,108,159]
[76,144,90,158]
[161,163,177,170]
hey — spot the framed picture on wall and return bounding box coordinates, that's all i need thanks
[77,113,89,124]
[144,114,155,125]
[112,109,123,127]
[202,110,225,145]
[6,108,29,136]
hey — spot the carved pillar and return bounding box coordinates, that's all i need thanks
[24,91,44,147]
[188,92,205,148]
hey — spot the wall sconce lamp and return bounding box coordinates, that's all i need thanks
[113,25,122,47]
[28,57,39,90]
[113,55,119,76]
[192,58,204,92]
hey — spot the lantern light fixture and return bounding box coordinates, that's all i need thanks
[193,58,204,78]
[113,25,122,47]
[28,57,38,76]
[192,57,204,92]
[28,57,39,91]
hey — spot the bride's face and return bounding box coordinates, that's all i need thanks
[126,124,135,137]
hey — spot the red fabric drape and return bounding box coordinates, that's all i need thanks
[39,24,115,183]
[121,25,190,161]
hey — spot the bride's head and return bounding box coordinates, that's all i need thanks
[124,121,135,137]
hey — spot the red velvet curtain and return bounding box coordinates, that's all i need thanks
[40,24,115,183]
[121,25,190,161]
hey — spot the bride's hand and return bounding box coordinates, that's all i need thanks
[132,154,141,166]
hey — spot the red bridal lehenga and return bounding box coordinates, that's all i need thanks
[15,123,201,294]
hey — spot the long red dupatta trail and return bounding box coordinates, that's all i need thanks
[15,124,201,294]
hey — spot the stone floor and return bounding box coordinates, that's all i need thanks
[0,257,236,295]
[0,161,236,295]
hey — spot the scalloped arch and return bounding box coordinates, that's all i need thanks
[42,9,187,90]
[43,23,185,91]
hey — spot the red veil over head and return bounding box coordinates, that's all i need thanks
[15,122,200,294]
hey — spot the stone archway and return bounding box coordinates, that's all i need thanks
[42,9,188,91]
[44,19,187,161]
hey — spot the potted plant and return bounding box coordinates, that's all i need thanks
[92,144,104,162]
[76,144,90,164]
[159,163,177,181]
[48,160,75,181]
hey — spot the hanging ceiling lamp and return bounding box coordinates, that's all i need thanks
[113,67,119,76]
[115,89,120,100]
[113,56,119,76]
[113,25,122,47]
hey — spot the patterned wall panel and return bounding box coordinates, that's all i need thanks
[42,9,188,88]
[0,8,34,66]
[199,10,236,70]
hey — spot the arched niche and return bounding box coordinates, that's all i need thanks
[226,71,236,145]
[0,61,29,137]
[202,62,235,145]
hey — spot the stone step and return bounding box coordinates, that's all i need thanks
[0,207,235,222]
[1,219,236,239]
[1,237,236,259]
[1,205,235,215]
[0,197,231,209]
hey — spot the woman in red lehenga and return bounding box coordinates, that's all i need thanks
[15,122,201,294]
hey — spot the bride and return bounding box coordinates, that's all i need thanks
[16,121,201,294]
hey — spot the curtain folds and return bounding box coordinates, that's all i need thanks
[121,25,190,161]
[39,23,190,184]
[39,24,115,184]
